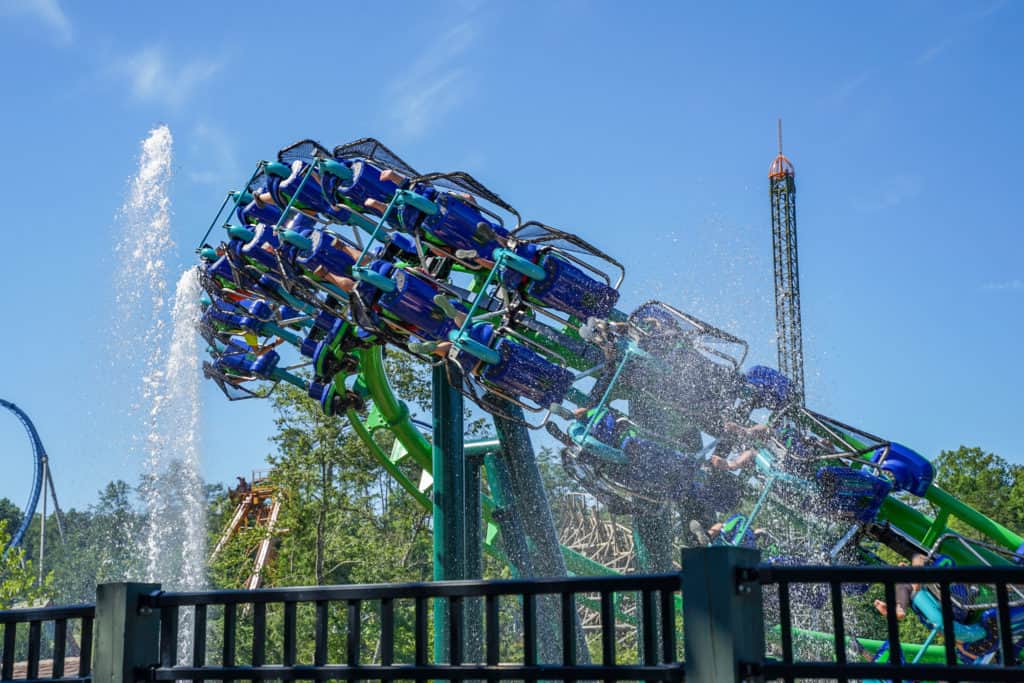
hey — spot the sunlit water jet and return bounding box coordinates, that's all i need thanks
[113,126,206,594]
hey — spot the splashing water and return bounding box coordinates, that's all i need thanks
[114,126,206,593]
[115,125,174,368]
[140,267,207,590]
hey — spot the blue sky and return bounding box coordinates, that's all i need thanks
[0,1,1021,510]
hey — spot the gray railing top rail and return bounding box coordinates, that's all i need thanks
[759,660,1024,681]
[756,563,1024,583]
[149,663,685,681]
[0,603,93,623]
[142,572,681,607]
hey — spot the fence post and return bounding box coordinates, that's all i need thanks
[94,582,161,683]
[682,547,764,682]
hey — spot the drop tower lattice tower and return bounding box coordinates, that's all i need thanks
[769,119,805,402]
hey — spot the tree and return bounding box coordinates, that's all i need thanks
[933,446,1024,534]
[19,480,146,604]
[0,522,50,608]
[0,499,22,539]
[207,353,443,664]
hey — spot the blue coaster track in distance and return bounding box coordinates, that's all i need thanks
[0,399,45,550]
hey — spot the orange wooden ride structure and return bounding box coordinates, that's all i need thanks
[211,471,282,589]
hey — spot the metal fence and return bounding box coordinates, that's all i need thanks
[0,603,92,682]
[142,572,682,682]
[1,547,1023,682]
[753,563,1024,682]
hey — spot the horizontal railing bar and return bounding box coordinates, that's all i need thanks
[762,661,1024,681]
[144,574,680,607]
[757,565,1024,584]
[1,678,91,683]
[0,605,94,623]
[147,663,684,681]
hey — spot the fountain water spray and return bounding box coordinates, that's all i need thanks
[114,126,207,593]
[141,267,206,591]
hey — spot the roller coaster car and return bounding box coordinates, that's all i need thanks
[202,360,274,401]
[234,191,283,228]
[871,442,934,497]
[321,138,423,232]
[201,333,284,401]
[568,302,749,437]
[345,260,470,359]
[793,410,935,499]
[202,328,355,415]
[362,171,517,272]
[548,426,661,510]
[497,221,624,324]
[332,138,421,180]
[226,218,354,319]
[199,297,264,339]
[910,584,1024,664]
[815,465,893,524]
[264,140,358,225]
[628,301,748,370]
[442,321,575,425]
[306,377,366,417]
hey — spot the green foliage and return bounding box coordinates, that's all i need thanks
[0,522,50,608]
[208,354,440,586]
[204,353,446,664]
[0,499,22,540]
[933,445,1024,534]
[14,480,146,604]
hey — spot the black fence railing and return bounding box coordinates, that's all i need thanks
[1,548,1024,682]
[753,564,1024,682]
[141,573,683,681]
[0,603,93,682]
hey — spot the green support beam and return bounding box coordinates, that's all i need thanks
[431,364,468,664]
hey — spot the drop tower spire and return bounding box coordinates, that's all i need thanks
[769,119,805,402]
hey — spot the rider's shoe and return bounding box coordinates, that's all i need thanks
[689,520,710,546]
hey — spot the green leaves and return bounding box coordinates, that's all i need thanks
[0,522,51,608]
[933,445,1024,533]
[211,352,437,591]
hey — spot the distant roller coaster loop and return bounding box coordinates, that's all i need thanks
[0,399,45,550]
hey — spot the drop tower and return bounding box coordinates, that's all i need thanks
[769,119,805,402]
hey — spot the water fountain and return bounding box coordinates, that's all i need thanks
[114,125,206,593]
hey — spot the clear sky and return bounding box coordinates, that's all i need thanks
[0,1,1021,510]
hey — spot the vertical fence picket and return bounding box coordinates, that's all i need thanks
[222,603,236,668]
[522,593,537,667]
[160,606,179,669]
[939,581,957,667]
[448,595,462,667]
[251,602,266,668]
[641,589,657,666]
[26,621,40,680]
[484,594,498,668]
[346,599,361,668]
[282,602,296,667]
[660,588,676,665]
[882,581,902,667]
[996,582,1015,667]
[2,622,15,679]
[77,614,92,677]
[829,580,846,681]
[414,597,428,668]
[561,592,576,669]
[193,604,207,670]
[600,590,615,669]
[314,600,329,667]
[777,581,793,678]
[52,618,66,679]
